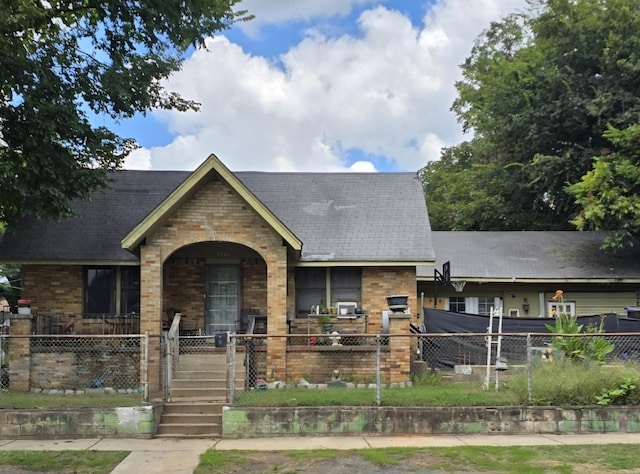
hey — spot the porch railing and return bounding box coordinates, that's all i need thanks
[31,313,141,335]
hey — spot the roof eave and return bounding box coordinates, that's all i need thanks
[297,260,435,267]
[416,276,640,284]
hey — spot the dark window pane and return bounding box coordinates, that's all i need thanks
[330,267,361,305]
[85,267,115,314]
[295,268,326,316]
[121,267,140,314]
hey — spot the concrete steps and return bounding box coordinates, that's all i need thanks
[156,352,245,438]
[155,401,223,438]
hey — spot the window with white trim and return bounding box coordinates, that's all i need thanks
[447,296,501,315]
[547,301,575,318]
[448,296,466,313]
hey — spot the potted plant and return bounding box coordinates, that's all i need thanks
[318,314,333,333]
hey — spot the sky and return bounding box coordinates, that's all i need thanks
[116,0,528,173]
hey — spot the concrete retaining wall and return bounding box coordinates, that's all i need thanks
[0,406,159,439]
[222,406,640,438]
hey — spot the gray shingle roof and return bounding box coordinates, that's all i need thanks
[0,170,434,264]
[237,172,433,263]
[417,231,640,281]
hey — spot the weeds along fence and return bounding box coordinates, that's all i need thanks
[226,332,640,406]
[0,334,149,407]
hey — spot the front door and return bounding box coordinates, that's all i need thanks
[205,265,240,335]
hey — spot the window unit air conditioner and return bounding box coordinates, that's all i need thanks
[336,302,357,317]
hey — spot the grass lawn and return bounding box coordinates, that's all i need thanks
[0,450,128,473]
[0,444,636,473]
[234,381,520,407]
[0,390,143,409]
[195,445,640,473]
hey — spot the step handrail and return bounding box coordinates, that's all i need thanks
[165,313,182,402]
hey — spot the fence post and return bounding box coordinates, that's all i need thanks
[376,334,381,407]
[227,333,236,404]
[6,314,32,391]
[141,333,149,403]
[526,333,532,403]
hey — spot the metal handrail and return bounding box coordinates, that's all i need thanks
[165,313,182,402]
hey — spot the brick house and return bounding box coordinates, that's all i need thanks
[0,154,435,390]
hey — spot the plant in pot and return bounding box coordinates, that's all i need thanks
[318,314,334,333]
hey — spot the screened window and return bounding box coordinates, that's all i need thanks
[85,267,116,314]
[295,267,362,317]
[84,266,140,315]
[330,267,361,304]
[295,268,326,317]
[121,267,141,314]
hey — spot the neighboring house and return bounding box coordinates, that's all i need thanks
[0,154,434,390]
[417,231,640,319]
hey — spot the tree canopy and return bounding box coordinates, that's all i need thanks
[0,0,252,226]
[422,0,640,248]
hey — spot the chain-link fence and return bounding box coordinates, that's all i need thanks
[3,330,639,409]
[224,332,640,406]
[0,334,148,407]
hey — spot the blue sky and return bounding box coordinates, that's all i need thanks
[118,0,527,173]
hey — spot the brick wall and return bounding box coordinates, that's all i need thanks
[162,259,206,330]
[140,177,289,389]
[20,265,83,315]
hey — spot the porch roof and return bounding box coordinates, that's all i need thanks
[0,156,435,266]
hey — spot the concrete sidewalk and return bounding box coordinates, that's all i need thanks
[1,433,639,473]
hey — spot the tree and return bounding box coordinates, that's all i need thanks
[423,0,640,241]
[569,125,640,250]
[421,139,568,230]
[0,0,252,226]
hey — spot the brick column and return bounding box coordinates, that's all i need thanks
[387,312,411,383]
[7,314,33,391]
[266,247,287,382]
[139,244,163,394]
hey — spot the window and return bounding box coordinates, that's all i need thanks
[295,267,362,317]
[330,267,361,304]
[547,301,575,318]
[478,296,500,316]
[449,296,466,313]
[85,267,115,314]
[121,267,141,314]
[295,268,325,316]
[84,266,140,315]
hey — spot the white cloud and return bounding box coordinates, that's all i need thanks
[133,0,527,172]
[123,148,152,170]
[237,0,383,35]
